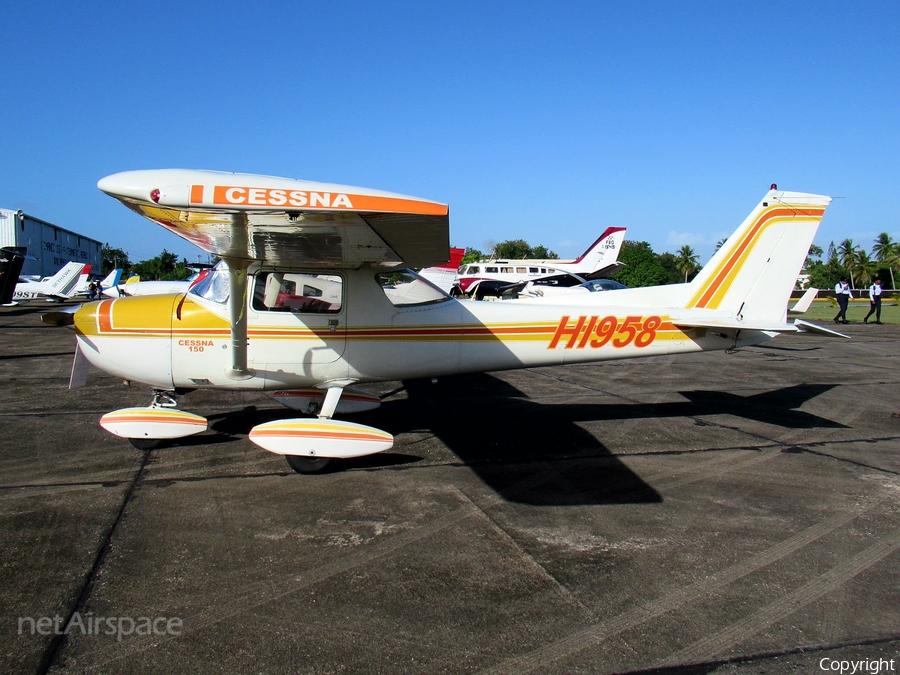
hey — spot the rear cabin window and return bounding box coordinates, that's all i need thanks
[252,272,343,313]
[529,267,539,273]
[516,267,527,273]
[376,269,450,307]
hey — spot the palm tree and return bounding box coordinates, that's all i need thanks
[837,239,859,289]
[872,232,897,289]
[715,238,728,252]
[675,245,700,282]
[855,251,877,288]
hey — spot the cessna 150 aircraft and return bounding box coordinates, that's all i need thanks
[44,170,843,474]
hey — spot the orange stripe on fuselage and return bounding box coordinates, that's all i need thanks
[97,299,114,333]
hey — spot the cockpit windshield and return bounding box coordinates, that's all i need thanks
[188,262,230,305]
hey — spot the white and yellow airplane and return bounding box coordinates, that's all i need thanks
[45,170,844,473]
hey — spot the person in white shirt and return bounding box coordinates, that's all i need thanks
[833,278,851,324]
[863,278,883,324]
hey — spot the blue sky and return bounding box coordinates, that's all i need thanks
[2,1,898,266]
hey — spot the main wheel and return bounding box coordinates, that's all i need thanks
[129,438,163,450]
[285,455,337,474]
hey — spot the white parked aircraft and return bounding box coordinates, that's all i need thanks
[519,276,629,298]
[455,227,626,299]
[9,261,86,304]
[106,264,215,297]
[45,170,844,474]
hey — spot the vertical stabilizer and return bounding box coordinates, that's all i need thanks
[0,247,28,304]
[684,189,830,324]
[48,262,87,297]
[572,227,627,276]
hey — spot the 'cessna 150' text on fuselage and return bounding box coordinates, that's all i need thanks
[45,170,844,473]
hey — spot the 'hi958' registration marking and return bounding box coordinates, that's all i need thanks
[548,315,662,350]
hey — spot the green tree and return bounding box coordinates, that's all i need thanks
[837,239,859,288]
[806,257,847,290]
[854,251,877,288]
[131,249,193,281]
[493,239,558,260]
[613,241,670,288]
[871,232,897,289]
[656,252,683,284]
[804,244,823,269]
[675,245,700,282]
[493,239,531,259]
[529,245,558,260]
[460,248,484,266]
[101,245,131,275]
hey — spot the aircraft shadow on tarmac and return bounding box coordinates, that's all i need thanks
[208,374,844,507]
[385,375,843,505]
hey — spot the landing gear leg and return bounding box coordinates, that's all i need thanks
[125,390,179,448]
[284,385,344,474]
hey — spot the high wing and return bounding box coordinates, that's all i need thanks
[98,169,451,268]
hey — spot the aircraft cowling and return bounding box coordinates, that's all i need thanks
[73,296,176,389]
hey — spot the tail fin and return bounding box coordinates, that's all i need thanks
[0,247,28,304]
[47,262,87,297]
[789,287,819,314]
[571,227,627,276]
[684,189,830,324]
[101,268,123,288]
[73,265,92,295]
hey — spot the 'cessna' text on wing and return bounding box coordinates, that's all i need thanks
[209,186,354,209]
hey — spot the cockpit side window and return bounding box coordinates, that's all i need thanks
[252,272,343,313]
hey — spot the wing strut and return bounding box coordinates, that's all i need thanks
[224,257,254,380]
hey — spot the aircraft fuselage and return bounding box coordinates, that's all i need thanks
[72,266,770,392]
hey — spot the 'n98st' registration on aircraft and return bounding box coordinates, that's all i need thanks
[43,170,847,474]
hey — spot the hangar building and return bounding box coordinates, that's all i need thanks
[0,208,102,278]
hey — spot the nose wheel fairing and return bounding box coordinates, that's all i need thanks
[99,406,208,442]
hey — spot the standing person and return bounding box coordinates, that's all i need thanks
[834,278,852,324]
[864,278,883,324]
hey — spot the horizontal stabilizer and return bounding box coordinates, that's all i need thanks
[794,319,850,338]
[41,305,80,326]
[672,317,800,332]
[672,317,849,338]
